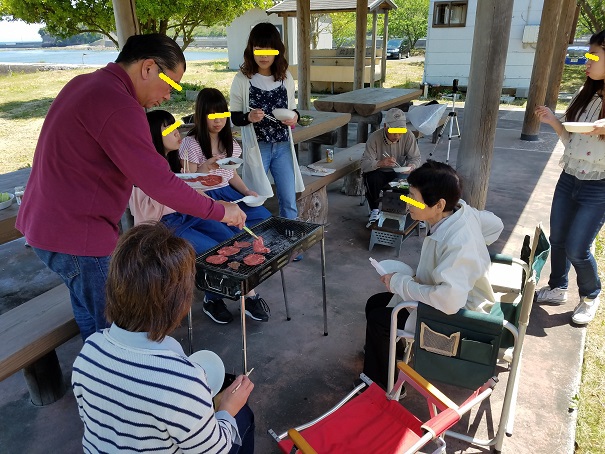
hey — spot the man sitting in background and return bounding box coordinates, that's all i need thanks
[360,108,421,228]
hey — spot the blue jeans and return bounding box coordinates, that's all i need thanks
[258,141,298,219]
[32,247,110,341]
[205,185,271,230]
[548,171,605,299]
[229,404,255,454]
[162,213,235,301]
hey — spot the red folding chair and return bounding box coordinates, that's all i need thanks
[269,362,497,454]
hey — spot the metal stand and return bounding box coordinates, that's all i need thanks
[430,79,461,164]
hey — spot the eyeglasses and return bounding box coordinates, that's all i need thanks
[155,61,178,94]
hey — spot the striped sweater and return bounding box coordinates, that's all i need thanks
[72,324,240,453]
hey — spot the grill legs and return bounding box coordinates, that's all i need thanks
[280,269,291,320]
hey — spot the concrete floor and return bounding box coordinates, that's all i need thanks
[0,106,585,453]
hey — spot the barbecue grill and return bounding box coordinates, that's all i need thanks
[193,217,327,372]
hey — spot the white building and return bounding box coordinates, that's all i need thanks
[424,0,544,95]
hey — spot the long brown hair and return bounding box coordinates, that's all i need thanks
[565,30,605,140]
[105,223,196,342]
[240,22,288,81]
[187,88,233,159]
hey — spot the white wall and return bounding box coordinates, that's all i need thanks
[424,0,545,90]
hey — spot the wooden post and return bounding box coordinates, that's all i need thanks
[370,12,378,87]
[112,0,139,49]
[283,16,290,63]
[520,0,564,141]
[354,0,368,90]
[22,350,68,406]
[545,0,578,110]
[297,0,311,110]
[456,0,514,210]
[381,11,389,87]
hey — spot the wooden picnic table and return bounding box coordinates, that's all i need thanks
[313,87,423,143]
[0,168,30,245]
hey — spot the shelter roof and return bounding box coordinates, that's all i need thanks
[267,0,397,17]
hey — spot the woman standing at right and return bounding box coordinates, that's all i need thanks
[535,30,605,325]
[230,22,305,221]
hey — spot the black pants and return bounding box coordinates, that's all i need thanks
[362,292,410,388]
[364,169,399,210]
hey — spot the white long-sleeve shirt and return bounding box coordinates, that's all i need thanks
[388,200,504,332]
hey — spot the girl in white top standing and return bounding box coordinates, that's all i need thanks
[229,22,305,221]
[535,29,605,325]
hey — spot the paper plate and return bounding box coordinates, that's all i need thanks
[378,260,414,276]
[393,166,412,173]
[272,108,296,121]
[562,122,596,133]
[217,157,243,170]
[189,350,225,397]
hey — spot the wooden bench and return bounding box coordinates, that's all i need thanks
[0,284,79,405]
[296,143,365,224]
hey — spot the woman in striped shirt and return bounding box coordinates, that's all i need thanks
[72,223,255,453]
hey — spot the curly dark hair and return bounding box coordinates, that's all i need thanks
[565,29,605,140]
[240,22,288,81]
[407,160,462,211]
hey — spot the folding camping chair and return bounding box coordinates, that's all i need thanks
[388,269,538,453]
[269,362,498,454]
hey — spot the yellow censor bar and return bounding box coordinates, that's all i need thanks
[254,49,279,56]
[208,112,232,119]
[400,194,426,209]
[159,73,183,91]
[388,127,408,134]
[162,120,183,136]
[585,52,600,62]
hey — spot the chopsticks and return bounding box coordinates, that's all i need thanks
[232,368,254,393]
[383,152,401,167]
[243,225,259,240]
[247,105,281,124]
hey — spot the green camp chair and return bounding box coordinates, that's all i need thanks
[388,271,537,453]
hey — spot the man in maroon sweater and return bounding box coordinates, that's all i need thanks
[16,34,246,340]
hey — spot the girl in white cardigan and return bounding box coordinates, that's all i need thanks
[230,22,304,220]
[363,160,503,387]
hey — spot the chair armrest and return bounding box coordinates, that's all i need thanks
[490,252,513,265]
[396,362,457,410]
[287,429,318,454]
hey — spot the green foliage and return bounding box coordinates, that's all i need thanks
[577,0,605,36]
[329,0,429,49]
[38,28,102,46]
[0,0,271,50]
[389,0,429,47]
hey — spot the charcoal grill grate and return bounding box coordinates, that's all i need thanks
[195,217,323,298]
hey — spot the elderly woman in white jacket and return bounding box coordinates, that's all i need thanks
[363,160,504,388]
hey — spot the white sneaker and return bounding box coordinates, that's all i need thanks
[366,209,380,228]
[572,296,600,325]
[536,286,568,305]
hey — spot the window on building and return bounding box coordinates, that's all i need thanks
[433,1,468,27]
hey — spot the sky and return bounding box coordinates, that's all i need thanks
[0,20,44,43]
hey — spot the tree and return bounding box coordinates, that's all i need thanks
[310,14,331,49]
[0,0,271,49]
[388,0,429,47]
[577,0,605,35]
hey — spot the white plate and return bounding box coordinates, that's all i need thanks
[272,108,296,121]
[0,193,14,210]
[376,259,414,276]
[562,122,596,133]
[217,157,243,170]
[242,195,268,207]
[176,173,223,189]
[393,166,412,173]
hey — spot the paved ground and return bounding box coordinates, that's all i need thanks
[0,106,585,453]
